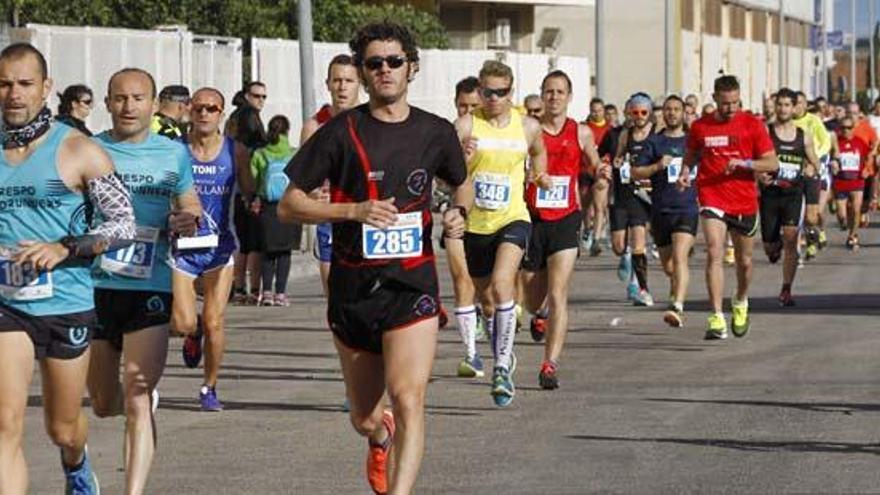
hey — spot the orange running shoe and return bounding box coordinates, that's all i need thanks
[366,410,395,494]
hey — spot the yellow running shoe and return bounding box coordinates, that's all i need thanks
[731,300,750,337]
[724,246,735,265]
[704,313,728,340]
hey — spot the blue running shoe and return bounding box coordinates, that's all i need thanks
[491,367,515,408]
[63,447,100,495]
[342,398,350,412]
[617,253,632,282]
[199,385,224,411]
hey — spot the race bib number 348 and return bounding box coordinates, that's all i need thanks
[473,172,511,210]
[362,212,423,259]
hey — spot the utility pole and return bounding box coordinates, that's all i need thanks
[665,0,676,94]
[852,0,857,102]
[820,0,827,97]
[298,0,316,122]
[779,0,786,87]
[871,0,877,99]
[596,0,606,98]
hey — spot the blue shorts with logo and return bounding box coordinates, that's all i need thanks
[172,235,237,278]
[315,223,333,263]
[0,301,95,360]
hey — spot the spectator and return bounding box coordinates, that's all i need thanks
[55,84,93,136]
[230,81,268,150]
[251,115,299,307]
[523,94,543,119]
[151,84,190,140]
[229,81,268,304]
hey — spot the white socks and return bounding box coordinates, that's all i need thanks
[454,306,478,359]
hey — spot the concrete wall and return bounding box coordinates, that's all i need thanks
[601,0,666,106]
[534,5,594,60]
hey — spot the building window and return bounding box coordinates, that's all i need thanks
[682,0,694,31]
[730,5,746,40]
[703,0,722,36]
[752,11,767,42]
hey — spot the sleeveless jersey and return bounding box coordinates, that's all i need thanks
[189,136,237,242]
[768,126,807,190]
[0,124,94,316]
[92,132,194,292]
[466,109,530,235]
[527,118,581,221]
[614,127,653,203]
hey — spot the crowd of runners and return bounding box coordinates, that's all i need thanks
[0,19,877,495]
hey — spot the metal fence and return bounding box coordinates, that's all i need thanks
[8,23,242,133]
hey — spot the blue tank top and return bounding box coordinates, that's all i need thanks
[92,132,195,293]
[0,124,94,316]
[189,136,237,241]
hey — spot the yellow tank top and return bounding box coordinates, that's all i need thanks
[467,109,530,234]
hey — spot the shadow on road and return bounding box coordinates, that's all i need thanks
[153,397,492,417]
[567,433,880,455]
[682,293,880,316]
[224,349,338,359]
[647,397,880,414]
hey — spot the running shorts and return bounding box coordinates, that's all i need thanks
[94,289,172,351]
[650,211,699,248]
[328,278,439,354]
[759,188,803,245]
[700,207,759,238]
[609,196,650,231]
[522,211,580,272]
[464,221,531,278]
[172,236,237,278]
[0,301,95,360]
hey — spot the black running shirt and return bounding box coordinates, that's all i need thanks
[286,104,466,294]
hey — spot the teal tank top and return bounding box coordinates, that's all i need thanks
[92,132,194,293]
[0,124,94,316]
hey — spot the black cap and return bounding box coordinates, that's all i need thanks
[159,85,190,103]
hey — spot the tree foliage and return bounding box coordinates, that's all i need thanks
[3,0,449,48]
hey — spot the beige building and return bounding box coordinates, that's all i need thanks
[379,0,831,108]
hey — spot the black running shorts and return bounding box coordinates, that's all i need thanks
[464,221,531,279]
[700,208,759,238]
[328,278,439,354]
[0,301,95,360]
[609,196,650,231]
[760,188,803,245]
[804,176,821,205]
[650,211,699,248]
[94,289,172,351]
[522,211,581,272]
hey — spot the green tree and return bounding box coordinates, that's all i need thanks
[3,0,449,48]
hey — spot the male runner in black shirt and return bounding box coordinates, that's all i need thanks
[280,22,471,495]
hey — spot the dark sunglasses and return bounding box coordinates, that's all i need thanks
[193,104,223,114]
[248,93,267,100]
[79,98,93,106]
[363,55,407,71]
[631,109,649,117]
[480,87,511,99]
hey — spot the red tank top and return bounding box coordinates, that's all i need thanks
[527,118,582,221]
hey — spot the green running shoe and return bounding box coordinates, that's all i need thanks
[731,301,750,338]
[704,313,729,340]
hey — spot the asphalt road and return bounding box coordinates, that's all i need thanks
[23,224,880,494]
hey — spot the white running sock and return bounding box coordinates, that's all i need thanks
[486,313,496,359]
[494,301,517,371]
[454,306,478,359]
